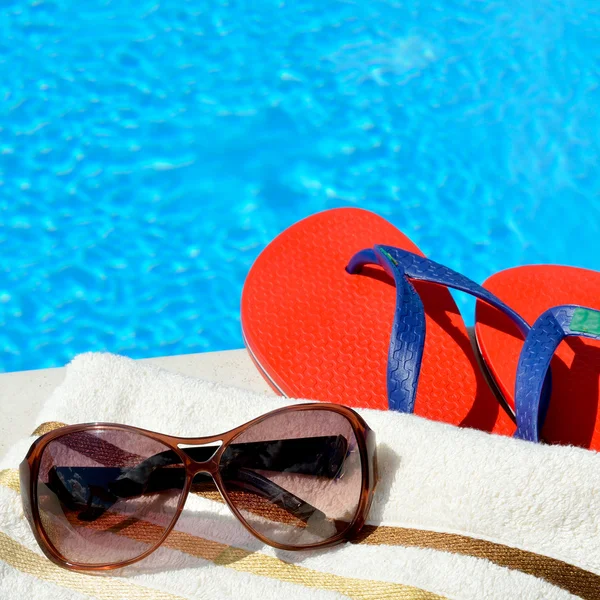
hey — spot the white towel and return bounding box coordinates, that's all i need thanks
[1,352,599,600]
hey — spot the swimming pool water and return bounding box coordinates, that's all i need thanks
[1,0,599,372]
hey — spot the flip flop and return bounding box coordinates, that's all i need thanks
[476,267,600,450]
[241,207,519,434]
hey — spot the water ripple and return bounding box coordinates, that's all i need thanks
[0,0,599,371]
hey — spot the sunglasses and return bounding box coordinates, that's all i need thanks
[20,403,377,570]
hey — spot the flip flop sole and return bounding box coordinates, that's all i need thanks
[475,265,600,449]
[242,208,513,434]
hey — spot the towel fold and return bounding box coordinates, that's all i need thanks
[1,352,599,600]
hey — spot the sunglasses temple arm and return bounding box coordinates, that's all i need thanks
[46,434,348,483]
[116,465,325,525]
[203,435,348,477]
[123,434,348,481]
[42,434,348,523]
[46,464,324,527]
[225,468,326,524]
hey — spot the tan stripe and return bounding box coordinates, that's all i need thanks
[161,529,441,600]
[33,421,68,436]
[357,526,600,599]
[0,530,188,600]
[0,468,20,492]
[47,504,440,599]
[0,469,443,600]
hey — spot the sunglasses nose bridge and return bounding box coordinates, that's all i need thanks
[187,455,220,477]
[177,440,223,476]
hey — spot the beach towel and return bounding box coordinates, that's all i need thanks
[1,353,598,600]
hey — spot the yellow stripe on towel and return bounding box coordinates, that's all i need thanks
[0,468,20,493]
[0,469,444,600]
[161,529,441,600]
[0,531,189,600]
[32,421,68,436]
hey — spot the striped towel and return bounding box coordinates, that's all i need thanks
[1,352,599,600]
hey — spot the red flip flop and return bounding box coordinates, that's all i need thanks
[475,266,600,450]
[242,208,515,435]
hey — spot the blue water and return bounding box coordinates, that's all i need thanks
[1,0,599,372]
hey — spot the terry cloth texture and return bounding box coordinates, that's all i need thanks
[1,352,599,600]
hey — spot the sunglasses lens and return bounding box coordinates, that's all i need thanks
[218,409,364,547]
[36,428,186,566]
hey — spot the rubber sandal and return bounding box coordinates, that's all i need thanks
[476,266,600,450]
[242,207,517,434]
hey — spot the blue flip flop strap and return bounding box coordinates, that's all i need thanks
[386,277,425,412]
[347,245,532,413]
[346,248,425,412]
[515,305,600,442]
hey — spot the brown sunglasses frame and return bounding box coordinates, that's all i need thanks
[20,402,377,571]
